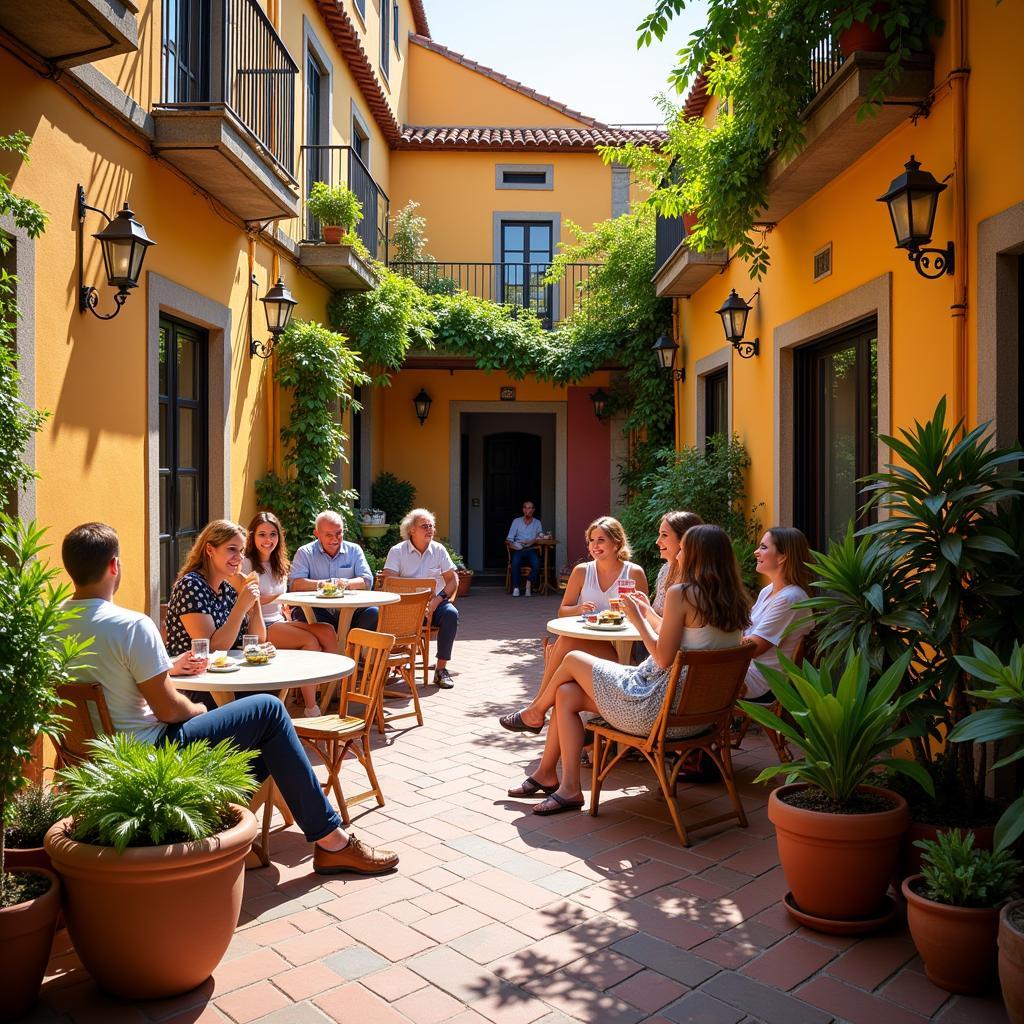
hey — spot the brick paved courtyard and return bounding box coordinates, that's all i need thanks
[37,590,1009,1024]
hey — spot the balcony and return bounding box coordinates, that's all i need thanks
[652,216,728,299]
[0,0,138,67]
[389,261,598,329]
[151,0,298,222]
[286,145,388,292]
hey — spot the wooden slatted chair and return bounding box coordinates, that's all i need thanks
[586,644,755,847]
[55,682,115,768]
[377,588,432,730]
[293,628,395,825]
[505,542,533,593]
[379,576,457,687]
[730,635,809,763]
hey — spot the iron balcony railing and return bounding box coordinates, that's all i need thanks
[159,0,297,175]
[808,26,845,99]
[389,261,599,329]
[655,215,686,271]
[297,145,389,261]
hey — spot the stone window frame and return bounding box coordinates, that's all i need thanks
[772,273,892,526]
[495,164,554,191]
[694,345,732,453]
[146,273,231,621]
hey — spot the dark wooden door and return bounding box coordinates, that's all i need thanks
[483,432,542,569]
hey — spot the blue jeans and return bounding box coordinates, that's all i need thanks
[292,605,379,631]
[160,694,342,843]
[432,601,459,662]
[510,547,541,587]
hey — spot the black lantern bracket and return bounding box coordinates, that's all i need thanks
[716,288,760,359]
[77,184,154,321]
[250,274,298,359]
[907,241,955,280]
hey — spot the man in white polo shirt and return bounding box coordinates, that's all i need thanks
[380,507,459,689]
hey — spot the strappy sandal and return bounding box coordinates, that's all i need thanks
[498,710,544,734]
[507,775,559,798]
[533,792,586,816]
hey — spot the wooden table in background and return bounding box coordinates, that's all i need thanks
[533,537,558,595]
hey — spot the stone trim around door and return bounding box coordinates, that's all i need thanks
[1,214,36,522]
[772,273,892,526]
[977,199,1024,448]
[448,400,567,572]
[694,345,732,453]
[146,272,231,621]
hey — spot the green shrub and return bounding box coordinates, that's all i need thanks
[56,733,257,854]
[915,829,1023,908]
[371,472,416,525]
[6,784,61,849]
[306,181,362,230]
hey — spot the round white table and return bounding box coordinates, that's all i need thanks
[282,590,400,654]
[546,616,641,665]
[171,649,355,866]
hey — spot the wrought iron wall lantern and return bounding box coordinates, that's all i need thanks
[716,289,760,359]
[77,185,155,321]
[877,156,954,279]
[413,388,432,425]
[250,276,297,359]
[652,332,685,381]
[590,388,608,420]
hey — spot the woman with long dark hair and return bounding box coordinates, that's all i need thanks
[507,524,751,814]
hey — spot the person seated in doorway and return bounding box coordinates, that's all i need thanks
[380,507,459,690]
[241,511,337,717]
[289,510,378,632]
[507,500,544,597]
[60,522,399,875]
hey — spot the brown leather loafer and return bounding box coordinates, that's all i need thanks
[313,835,399,875]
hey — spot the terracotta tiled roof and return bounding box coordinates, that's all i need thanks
[314,0,401,145]
[409,0,430,38]
[409,34,606,128]
[683,71,711,119]
[397,125,666,151]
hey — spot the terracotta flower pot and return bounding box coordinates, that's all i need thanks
[456,571,473,598]
[682,212,700,237]
[836,2,889,56]
[321,225,344,244]
[1000,899,1024,1022]
[903,874,1001,994]
[45,806,256,999]
[4,844,52,873]
[0,867,61,1023]
[899,821,996,882]
[769,783,908,922]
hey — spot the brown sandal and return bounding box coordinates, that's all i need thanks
[533,792,585,816]
[507,776,559,798]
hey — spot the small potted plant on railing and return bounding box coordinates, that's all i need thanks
[903,829,1023,995]
[45,733,258,1000]
[307,181,363,244]
[739,649,932,933]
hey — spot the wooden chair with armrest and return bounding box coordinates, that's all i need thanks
[730,634,809,763]
[586,644,755,847]
[55,683,115,769]
[379,576,457,687]
[293,628,396,825]
[376,588,432,730]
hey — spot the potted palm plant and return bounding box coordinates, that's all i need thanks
[903,829,1022,994]
[306,181,363,244]
[45,733,258,999]
[0,516,88,1022]
[739,649,932,932]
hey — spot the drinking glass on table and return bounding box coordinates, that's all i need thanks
[617,578,637,598]
[331,577,347,593]
[190,638,209,666]
[242,634,258,651]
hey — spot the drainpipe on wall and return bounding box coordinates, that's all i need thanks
[269,249,281,477]
[951,0,970,426]
[672,304,682,452]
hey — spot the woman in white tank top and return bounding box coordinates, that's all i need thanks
[499,516,647,736]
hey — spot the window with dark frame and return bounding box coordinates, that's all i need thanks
[503,171,547,185]
[793,319,878,552]
[305,52,326,241]
[393,1,400,52]
[162,0,211,104]
[704,367,728,450]
[380,0,390,78]
[500,221,554,326]
[354,0,366,19]
[158,316,209,603]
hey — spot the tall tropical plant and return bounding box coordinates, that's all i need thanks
[800,399,1024,813]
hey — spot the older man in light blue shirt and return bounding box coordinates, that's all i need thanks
[290,511,377,630]
[506,501,543,597]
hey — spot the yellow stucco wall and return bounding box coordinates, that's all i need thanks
[674,0,1022,529]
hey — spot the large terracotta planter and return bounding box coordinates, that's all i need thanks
[903,874,1001,994]
[0,867,61,1022]
[769,783,908,922]
[321,225,343,244]
[1000,899,1024,1022]
[45,806,256,999]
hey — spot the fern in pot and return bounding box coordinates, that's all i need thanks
[45,733,258,999]
[739,649,932,929]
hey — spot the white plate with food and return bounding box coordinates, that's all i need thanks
[206,662,241,674]
[583,621,630,632]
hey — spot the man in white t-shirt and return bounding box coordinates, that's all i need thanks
[60,522,398,876]
[506,501,544,598]
[379,507,459,689]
